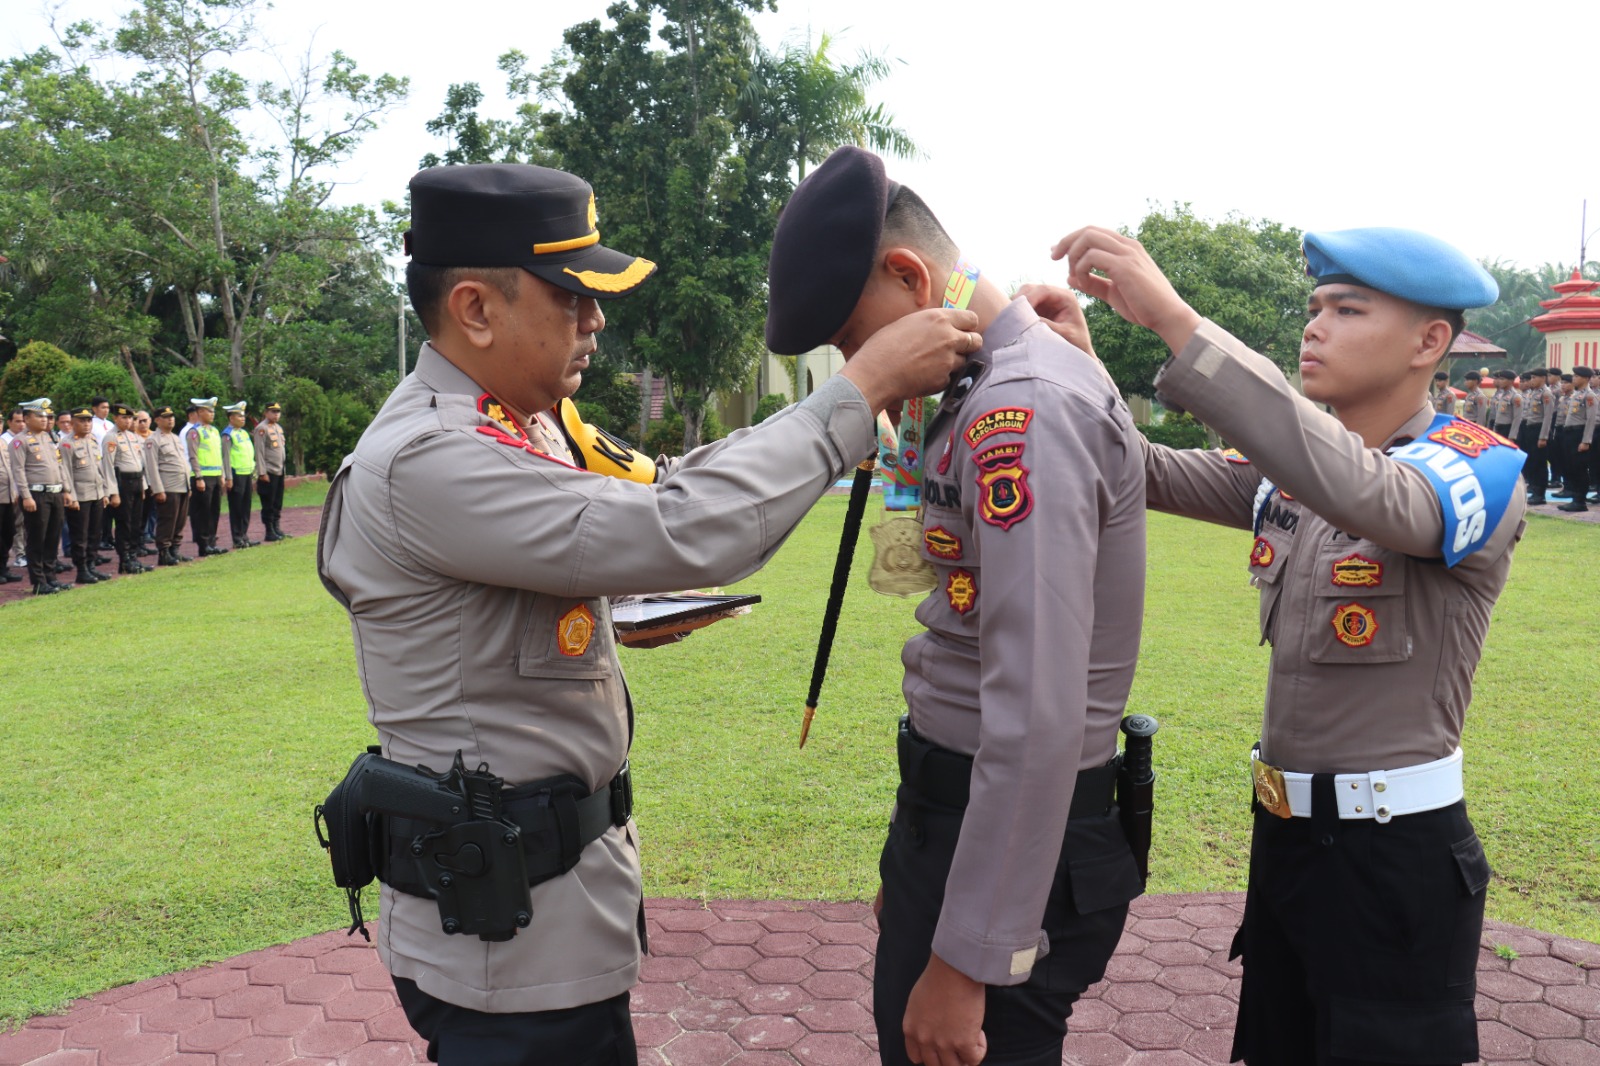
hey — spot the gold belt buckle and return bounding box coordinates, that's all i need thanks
[1252,756,1293,819]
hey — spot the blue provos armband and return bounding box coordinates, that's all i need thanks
[1387,414,1525,567]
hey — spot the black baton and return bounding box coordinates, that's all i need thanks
[801,457,875,747]
[1117,713,1159,886]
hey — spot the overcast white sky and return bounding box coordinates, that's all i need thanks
[12,0,1600,291]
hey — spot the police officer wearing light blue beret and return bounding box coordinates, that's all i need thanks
[1024,226,1521,1066]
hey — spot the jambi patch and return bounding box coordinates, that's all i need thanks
[974,442,1033,530]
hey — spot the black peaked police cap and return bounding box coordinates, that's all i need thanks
[766,146,899,355]
[405,164,656,300]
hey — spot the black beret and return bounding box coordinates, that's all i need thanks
[1493,369,1516,380]
[766,147,897,355]
[1432,371,1449,380]
[1561,373,1573,382]
[406,164,655,300]
[1464,371,1481,381]
[1575,367,1594,378]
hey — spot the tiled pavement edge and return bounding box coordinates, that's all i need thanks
[5,893,1599,1066]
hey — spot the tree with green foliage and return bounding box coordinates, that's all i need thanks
[0,341,74,411]
[1471,260,1600,368]
[418,52,554,169]
[1084,206,1312,399]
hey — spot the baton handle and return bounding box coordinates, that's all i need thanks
[1120,713,1158,786]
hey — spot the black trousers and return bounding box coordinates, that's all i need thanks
[155,492,190,550]
[226,475,254,543]
[21,491,65,585]
[1517,425,1547,495]
[1229,791,1488,1066]
[875,775,1139,1066]
[259,472,285,528]
[0,500,16,570]
[190,476,221,545]
[113,473,145,557]
[69,498,103,570]
[393,978,636,1066]
[1559,427,1589,504]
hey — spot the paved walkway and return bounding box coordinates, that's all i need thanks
[4,894,1598,1066]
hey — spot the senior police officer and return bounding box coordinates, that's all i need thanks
[253,402,290,540]
[9,398,77,593]
[769,148,1147,1066]
[219,401,258,549]
[143,406,193,566]
[316,162,977,1065]
[63,406,111,585]
[1026,226,1520,1066]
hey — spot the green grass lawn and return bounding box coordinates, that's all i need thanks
[217,475,329,515]
[0,503,1594,1021]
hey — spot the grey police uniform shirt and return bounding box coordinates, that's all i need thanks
[1431,388,1456,415]
[0,432,13,504]
[63,435,107,501]
[1144,320,1524,774]
[142,429,190,495]
[253,421,287,475]
[1491,388,1521,434]
[905,298,1146,986]
[101,428,148,490]
[1524,386,1555,440]
[9,430,73,504]
[1461,389,1489,426]
[318,342,876,1013]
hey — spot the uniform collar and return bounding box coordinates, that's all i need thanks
[974,296,1041,359]
[1384,402,1440,451]
[414,341,488,399]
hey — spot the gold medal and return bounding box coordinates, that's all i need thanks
[868,516,936,596]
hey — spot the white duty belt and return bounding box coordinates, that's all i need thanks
[1250,746,1464,824]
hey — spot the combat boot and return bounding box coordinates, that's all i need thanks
[0,568,19,584]
[157,548,177,566]
[76,566,100,585]
[275,521,293,540]
[32,582,59,595]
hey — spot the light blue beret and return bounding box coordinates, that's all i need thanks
[1303,228,1498,310]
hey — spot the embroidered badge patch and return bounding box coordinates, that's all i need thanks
[557,604,596,657]
[1250,537,1274,568]
[964,407,1033,448]
[1331,602,1378,648]
[924,526,963,560]
[974,443,1033,530]
[1331,553,1383,588]
[1221,448,1251,464]
[1428,419,1512,458]
[946,568,978,614]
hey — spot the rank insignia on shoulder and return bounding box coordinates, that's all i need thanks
[1249,537,1274,568]
[1427,419,1512,458]
[946,568,978,615]
[964,407,1032,448]
[924,526,962,560]
[557,604,596,657]
[974,442,1033,530]
[1331,602,1378,648]
[1220,448,1250,464]
[476,424,541,456]
[1331,553,1383,588]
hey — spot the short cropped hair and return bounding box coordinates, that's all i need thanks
[881,187,958,264]
[406,262,524,337]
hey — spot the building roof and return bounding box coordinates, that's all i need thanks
[1448,329,1506,356]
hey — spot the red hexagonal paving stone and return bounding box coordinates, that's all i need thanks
[1512,956,1588,986]
[17,1051,97,1066]
[1129,917,1198,943]
[1067,996,1118,1033]
[639,954,699,983]
[1176,904,1242,929]
[1546,982,1600,1019]
[210,1033,295,1065]
[176,969,249,999]
[1552,938,1600,967]
[339,1041,423,1066]
[631,981,692,1015]
[789,1031,875,1065]
[1193,926,1235,952]
[141,997,213,1033]
[808,921,875,947]
[1102,953,1162,983]
[1113,930,1150,955]
[1476,1019,1535,1059]
[794,999,870,1034]
[1155,965,1230,996]
[312,946,377,976]
[813,903,871,922]
[1182,1025,1238,1064]
[324,989,394,1023]
[662,1029,741,1065]
[1170,992,1236,1029]
[1104,981,1177,1014]
[26,1010,98,1032]
[651,897,701,910]
[650,930,713,956]
[243,955,315,987]
[653,908,720,933]
[1535,1039,1600,1066]
[292,1019,368,1058]
[1060,1030,1135,1065]
[1477,993,1503,1021]
[730,1014,805,1051]
[630,1012,683,1048]
[103,1031,179,1066]
[1124,1052,1206,1065]
[800,971,869,1001]
[1479,968,1544,1002]
[638,1046,669,1066]
[755,932,818,958]
[1113,1008,1191,1051]
[212,983,284,1019]
[700,945,762,971]
[175,1017,251,1054]
[671,999,748,1033]
[62,1011,138,1049]
[747,956,815,985]
[724,1052,798,1066]
[686,969,755,1000]
[1485,931,1552,957]
[0,1026,65,1064]
[352,964,397,992]
[1144,940,1211,967]
[251,1003,322,1037]
[1502,1001,1585,1039]
[366,1006,421,1043]
[284,973,353,1005]
[705,920,766,946]
[803,944,868,972]
[737,984,808,1015]
[756,911,821,934]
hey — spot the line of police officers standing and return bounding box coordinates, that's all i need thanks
[1,395,293,595]
[1432,365,1598,510]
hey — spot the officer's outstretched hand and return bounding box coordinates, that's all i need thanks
[1051,227,1203,353]
[840,307,980,416]
[1014,283,1096,358]
[903,952,987,1066]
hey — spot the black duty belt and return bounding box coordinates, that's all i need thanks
[384,762,633,899]
[897,715,1116,819]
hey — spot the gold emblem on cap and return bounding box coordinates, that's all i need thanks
[563,257,656,293]
[533,193,602,255]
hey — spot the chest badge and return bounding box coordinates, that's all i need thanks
[1330,602,1378,648]
[1249,537,1274,568]
[946,568,978,615]
[557,604,596,657]
[1331,553,1383,588]
[868,517,937,597]
[923,526,962,561]
[974,442,1033,530]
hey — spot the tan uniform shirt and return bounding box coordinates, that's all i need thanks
[143,429,190,495]
[9,430,74,505]
[1490,387,1521,434]
[904,299,1146,985]
[1461,388,1489,426]
[1431,387,1457,415]
[62,435,107,501]
[1524,386,1555,440]
[253,421,287,475]
[317,342,875,1013]
[1145,320,1525,773]
[101,428,148,490]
